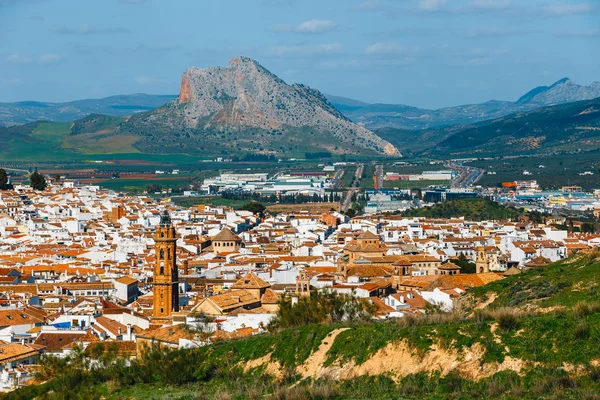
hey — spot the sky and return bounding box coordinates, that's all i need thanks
[0,0,599,109]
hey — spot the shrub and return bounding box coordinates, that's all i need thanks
[492,308,520,331]
[269,290,376,330]
[573,322,591,340]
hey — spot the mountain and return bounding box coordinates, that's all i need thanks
[517,77,600,106]
[419,97,600,157]
[117,56,398,156]
[0,94,177,126]
[327,78,600,130]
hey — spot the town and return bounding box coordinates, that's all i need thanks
[0,174,598,392]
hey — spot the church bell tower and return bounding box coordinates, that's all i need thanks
[153,211,179,318]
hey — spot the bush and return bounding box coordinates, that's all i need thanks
[492,308,520,331]
[269,290,376,330]
[573,322,591,340]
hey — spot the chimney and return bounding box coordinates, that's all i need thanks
[400,295,405,304]
[127,324,132,337]
[118,328,122,336]
[183,260,189,275]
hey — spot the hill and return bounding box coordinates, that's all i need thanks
[0,94,176,126]
[327,78,600,130]
[9,252,600,399]
[378,97,600,157]
[116,57,398,157]
[428,97,600,156]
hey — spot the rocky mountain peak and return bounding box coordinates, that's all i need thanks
[517,77,600,106]
[138,57,399,156]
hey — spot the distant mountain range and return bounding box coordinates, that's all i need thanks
[2,77,598,133]
[327,78,600,130]
[0,94,177,126]
[378,97,600,156]
[1,63,599,160]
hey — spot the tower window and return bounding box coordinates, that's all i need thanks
[160,249,165,260]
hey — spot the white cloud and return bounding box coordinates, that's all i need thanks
[268,42,343,56]
[419,0,447,11]
[39,53,61,63]
[6,53,32,63]
[543,2,594,15]
[364,42,406,55]
[274,19,337,34]
[135,76,168,85]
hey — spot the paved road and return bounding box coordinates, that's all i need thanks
[448,162,485,188]
[374,164,383,190]
[332,169,345,189]
[341,163,364,211]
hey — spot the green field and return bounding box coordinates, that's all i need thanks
[466,150,600,189]
[96,177,193,192]
[172,196,251,208]
[340,165,357,187]
[401,198,521,220]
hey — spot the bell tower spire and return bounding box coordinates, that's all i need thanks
[153,210,179,318]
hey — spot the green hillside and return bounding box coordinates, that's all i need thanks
[8,252,600,400]
[401,198,522,220]
[429,97,600,156]
[374,97,600,157]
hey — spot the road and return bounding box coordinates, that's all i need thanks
[374,164,383,190]
[448,162,485,188]
[341,163,364,212]
[331,169,345,189]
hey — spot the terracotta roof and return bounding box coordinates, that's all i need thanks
[357,230,380,240]
[231,273,270,289]
[93,316,128,337]
[0,342,41,363]
[136,324,195,344]
[200,289,260,311]
[212,228,242,242]
[347,265,392,278]
[260,288,280,304]
[115,276,138,285]
[0,309,44,327]
[438,262,461,270]
[34,331,98,351]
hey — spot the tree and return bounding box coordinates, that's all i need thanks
[0,168,10,190]
[451,254,476,274]
[0,168,7,186]
[269,290,376,330]
[29,171,47,191]
[239,201,266,215]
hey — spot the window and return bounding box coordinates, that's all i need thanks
[160,249,164,260]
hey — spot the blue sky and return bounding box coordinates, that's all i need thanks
[0,0,598,108]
